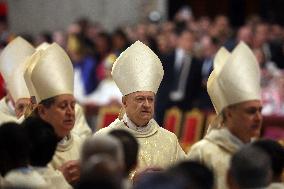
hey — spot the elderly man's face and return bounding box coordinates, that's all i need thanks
[123,91,155,127]
[226,100,263,143]
[15,98,30,118]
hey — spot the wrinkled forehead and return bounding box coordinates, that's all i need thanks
[16,98,30,103]
[229,100,262,109]
[126,91,155,98]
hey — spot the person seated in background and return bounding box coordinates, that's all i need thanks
[94,41,186,175]
[24,43,84,184]
[167,160,214,189]
[82,53,122,106]
[22,116,72,189]
[227,145,272,189]
[188,42,262,189]
[252,139,284,188]
[69,33,99,102]
[109,129,139,188]
[0,37,35,122]
[0,122,48,188]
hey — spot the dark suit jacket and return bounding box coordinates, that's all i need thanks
[155,50,202,125]
[171,52,202,111]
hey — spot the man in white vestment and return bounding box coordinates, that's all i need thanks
[94,41,186,175]
[24,43,85,184]
[187,42,263,189]
[0,37,35,122]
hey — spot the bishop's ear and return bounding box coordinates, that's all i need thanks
[37,104,47,118]
[122,96,127,107]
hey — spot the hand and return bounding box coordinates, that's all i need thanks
[59,160,80,184]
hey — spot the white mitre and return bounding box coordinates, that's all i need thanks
[21,42,51,102]
[36,42,51,51]
[23,51,42,103]
[207,41,261,114]
[0,37,34,81]
[6,59,32,102]
[111,40,164,95]
[25,43,74,103]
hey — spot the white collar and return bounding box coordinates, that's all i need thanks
[205,127,245,153]
[222,127,245,147]
[123,114,151,133]
[58,135,70,146]
[176,48,185,57]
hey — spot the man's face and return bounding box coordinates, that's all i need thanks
[39,94,76,138]
[122,91,155,127]
[226,100,263,143]
[179,31,195,53]
[15,98,30,118]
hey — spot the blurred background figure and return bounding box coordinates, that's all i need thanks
[109,129,139,188]
[22,116,72,189]
[0,122,48,189]
[252,139,284,188]
[80,134,124,170]
[133,171,187,189]
[227,145,272,189]
[155,29,202,125]
[111,29,130,55]
[167,160,214,189]
[76,155,123,189]
[82,53,122,106]
[69,33,98,101]
[196,35,221,111]
[79,135,124,188]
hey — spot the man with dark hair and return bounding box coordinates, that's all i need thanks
[197,35,221,110]
[0,122,30,176]
[168,160,214,189]
[0,122,47,188]
[23,117,57,166]
[252,139,284,188]
[155,29,202,125]
[24,43,85,184]
[22,116,71,189]
[227,145,271,189]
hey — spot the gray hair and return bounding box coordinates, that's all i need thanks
[229,145,272,188]
[80,135,124,168]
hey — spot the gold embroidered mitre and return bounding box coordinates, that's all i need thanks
[111,41,164,95]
